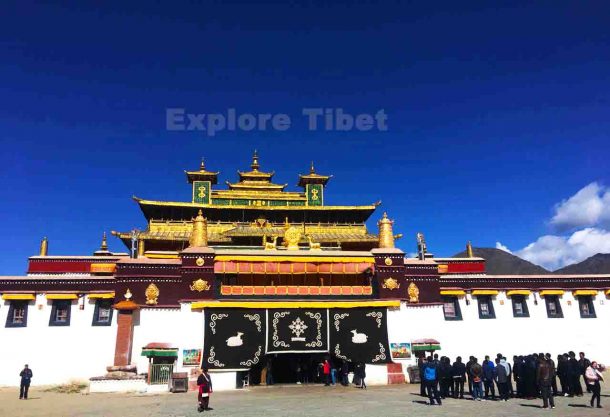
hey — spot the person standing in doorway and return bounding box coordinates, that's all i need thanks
[537,356,555,409]
[197,367,213,412]
[341,360,349,386]
[19,365,33,400]
[323,358,331,386]
[265,359,274,386]
[585,361,604,408]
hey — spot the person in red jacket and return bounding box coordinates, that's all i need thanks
[197,367,213,412]
[323,358,331,386]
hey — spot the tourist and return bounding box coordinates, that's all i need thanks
[536,355,555,409]
[495,357,510,401]
[567,351,583,396]
[545,353,558,396]
[513,355,524,398]
[265,359,274,386]
[357,362,367,389]
[524,354,537,399]
[482,355,496,400]
[197,367,213,412]
[557,354,569,396]
[323,358,331,386]
[579,352,592,393]
[423,356,441,405]
[19,364,33,400]
[330,361,337,386]
[584,361,604,408]
[451,356,466,399]
[340,360,349,386]
[418,357,427,396]
[439,356,452,399]
[470,357,483,401]
[465,356,475,396]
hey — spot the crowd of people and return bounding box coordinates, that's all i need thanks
[419,351,605,409]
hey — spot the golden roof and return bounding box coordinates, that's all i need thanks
[297,161,332,187]
[185,158,219,184]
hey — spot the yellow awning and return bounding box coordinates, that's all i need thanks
[88,293,115,299]
[472,290,499,296]
[46,294,78,300]
[573,290,598,296]
[191,300,400,310]
[2,294,35,301]
[539,290,564,296]
[214,255,375,263]
[506,290,531,296]
[440,290,466,296]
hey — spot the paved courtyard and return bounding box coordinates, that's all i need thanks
[0,384,608,417]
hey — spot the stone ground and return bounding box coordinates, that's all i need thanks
[0,384,608,417]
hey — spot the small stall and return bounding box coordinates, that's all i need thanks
[141,343,178,386]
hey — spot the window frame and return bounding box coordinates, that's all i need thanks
[5,301,28,328]
[49,300,72,326]
[544,295,564,318]
[511,295,530,318]
[578,296,596,319]
[92,299,114,326]
[442,296,463,321]
[477,295,496,319]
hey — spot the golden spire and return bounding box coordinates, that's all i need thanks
[310,161,315,174]
[189,209,208,247]
[200,157,206,171]
[39,237,48,256]
[100,232,108,251]
[251,150,260,171]
[377,212,395,249]
[466,241,474,258]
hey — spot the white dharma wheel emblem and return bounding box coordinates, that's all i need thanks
[289,317,308,341]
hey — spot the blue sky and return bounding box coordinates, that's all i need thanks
[1,1,609,274]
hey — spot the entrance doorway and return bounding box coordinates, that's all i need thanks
[250,353,349,385]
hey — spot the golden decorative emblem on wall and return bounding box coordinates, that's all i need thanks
[145,283,159,305]
[197,185,206,199]
[384,257,393,266]
[310,188,319,201]
[283,226,302,250]
[190,279,211,292]
[408,282,420,303]
[382,277,400,290]
[195,257,205,266]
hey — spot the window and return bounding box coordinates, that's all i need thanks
[442,296,462,320]
[92,300,114,326]
[545,295,563,318]
[6,301,28,327]
[49,300,71,326]
[477,296,496,319]
[578,296,596,318]
[511,295,530,318]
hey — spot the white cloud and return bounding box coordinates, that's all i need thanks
[550,182,610,230]
[495,242,512,253]
[513,227,610,271]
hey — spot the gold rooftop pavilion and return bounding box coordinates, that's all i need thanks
[112,151,383,254]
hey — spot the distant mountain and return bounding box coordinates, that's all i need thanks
[452,247,551,275]
[554,253,610,274]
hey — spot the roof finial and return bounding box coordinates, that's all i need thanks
[466,241,474,258]
[101,232,108,251]
[378,212,395,249]
[310,161,315,174]
[189,209,208,247]
[251,150,260,171]
[200,157,206,171]
[39,237,48,256]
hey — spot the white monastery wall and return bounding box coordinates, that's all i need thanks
[0,295,116,386]
[388,290,610,366]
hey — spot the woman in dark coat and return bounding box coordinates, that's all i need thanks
[197,367,213,412]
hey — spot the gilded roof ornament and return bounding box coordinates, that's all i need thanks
[466,241,474,258]
[189,209,208,247]
[100,232,108,251]
[145,283,159,305]
[39,237,48,257]
[378,212,395,249]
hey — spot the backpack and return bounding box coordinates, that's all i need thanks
[424,364,437,381]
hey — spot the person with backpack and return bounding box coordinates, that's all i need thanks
[470,358,484,401]
[423,356,442,405]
